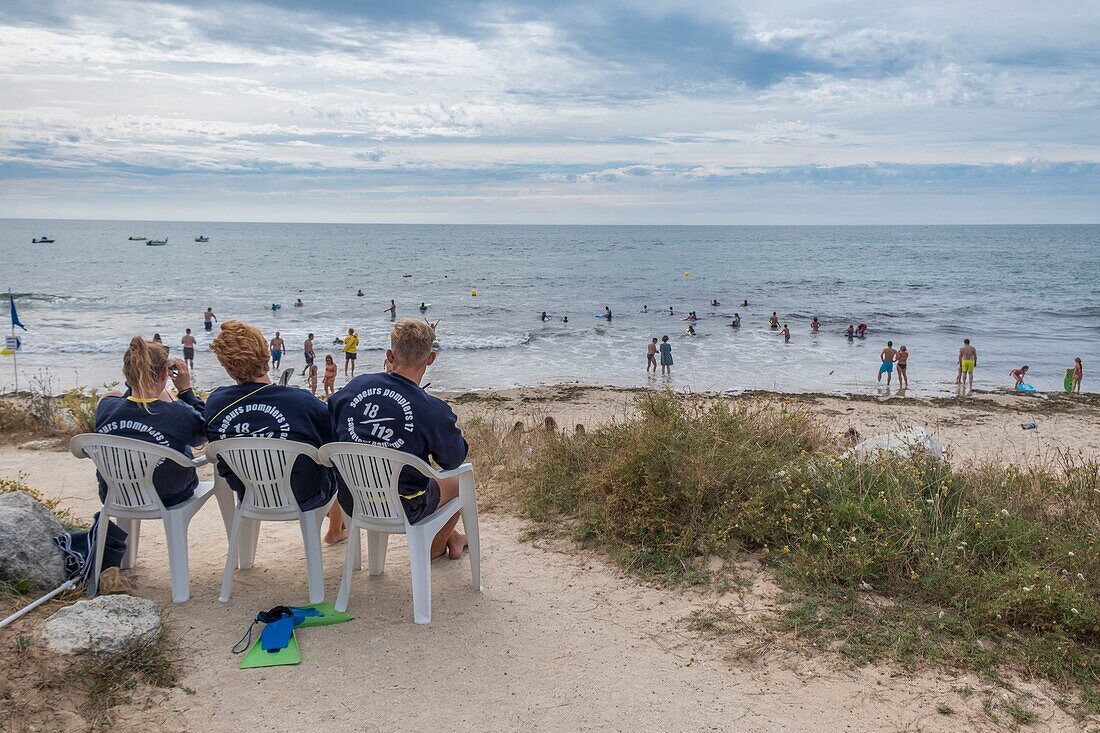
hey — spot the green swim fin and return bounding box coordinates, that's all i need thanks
[240,630,301,669]
[295,602,355,627]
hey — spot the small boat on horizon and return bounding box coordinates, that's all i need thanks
[32,235,55,243]
[146,238,168,247]
[194,235,209,242]
[128,236,147,241]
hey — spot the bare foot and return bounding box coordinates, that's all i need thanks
[446,530,468,560]
[324,530,348,545]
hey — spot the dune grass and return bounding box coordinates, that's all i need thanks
[514,392,1099,700]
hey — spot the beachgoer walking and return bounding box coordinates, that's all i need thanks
[957,339,977,389]
[1073,357,1083,393]
[659,335,673,375]
[270,331,285,370]
[181,328,196,369]
[323,355,336,398]
[878,341,897,385]
[896,346,909,387]
[204,307,216,332]
[343,328,359,376]
[301,333,315,375]
[647,338,658,373]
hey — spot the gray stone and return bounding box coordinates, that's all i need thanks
[844,427,946,463]
[0,491,67,589]
[42,595,161,655]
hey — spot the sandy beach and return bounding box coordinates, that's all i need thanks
[2,386,1098,732]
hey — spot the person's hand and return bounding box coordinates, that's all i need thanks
[169,357,192,392]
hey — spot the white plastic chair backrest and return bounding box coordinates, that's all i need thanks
[206,438,321,511]
[70,433,193,512]
[319,443,435,527]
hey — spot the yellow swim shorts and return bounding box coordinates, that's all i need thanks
[961,359,975,373]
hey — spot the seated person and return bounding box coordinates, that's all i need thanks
[94,336,205,508]
[328,319,468,559]
[205,320,335,513]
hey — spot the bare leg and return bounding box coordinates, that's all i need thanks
[430,476,467,560]
[324,503,347,544]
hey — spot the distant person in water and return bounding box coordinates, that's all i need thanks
[846,324,855,339]
[856,323,868,339]
[270,331,285,370]
[896,346,909,387]
[603,306,612,320]
[420,302,428,312]
[153,333,163,345]
[541,311,551,322]
[181,328,196,369]
[659,335,673,375]
[356,289,364,297]
[343,327,359,376]
[811,317,820,333]
[668,306,674,316]
[686,324,696,336]
[1073,357,1083,393]
[731,313,741,328]
[294,298,304,308]
[878,341,897,386]
[780,324,790,343]
[646,337,658,372]
[769,312,779,329]
[385,299,396,319]
[642,305,648,313]
[1011,365,1029,388]
[204,307,217,332]
[710,299,720,307]
[741,300,749,308]
[562,316,568,323]
[957,338,977,389]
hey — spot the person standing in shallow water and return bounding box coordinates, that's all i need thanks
[659,335,673,375]
[878,341,897,386]
[896,345,909,388]
[957,339,977,390]
[646,338,658,373]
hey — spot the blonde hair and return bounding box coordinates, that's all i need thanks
[210,320,270,383]
[123,337,169,405]
[389,318,436,366]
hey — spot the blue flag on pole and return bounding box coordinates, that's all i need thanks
[10,293,26,331]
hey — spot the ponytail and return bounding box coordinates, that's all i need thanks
[122,336,169,410]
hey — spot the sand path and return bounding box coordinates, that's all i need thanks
[0,441,1087,732]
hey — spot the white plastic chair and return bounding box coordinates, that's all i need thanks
[207,438,336,604]
[70,434,235,603]
[318,443,481,624]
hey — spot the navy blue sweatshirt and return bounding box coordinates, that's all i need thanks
[204,382,335,511]
[93,389,206,508]
[328,372,468,522]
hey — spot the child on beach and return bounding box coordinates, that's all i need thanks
[1073,357,1083,393]
[1011,365,1029,388]
[896,346,909,387]
[323,354,337,397]
[659,335,673,375]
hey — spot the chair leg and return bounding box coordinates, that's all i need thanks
[353,526,362,571]
[335,525,359,613]
[163,513,190,603]
[299,511,326,604]
[118,518,140,570]
[367,530,389,576]
[461,500,482,592]
[219,510,242,603]
[238,518,260,570]
[86,512,111,598]
[213,477,235,538]
[407,528,432,624]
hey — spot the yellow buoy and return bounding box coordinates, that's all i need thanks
[683,271,690,277]
[471,290,478,297]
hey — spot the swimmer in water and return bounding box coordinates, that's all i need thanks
[384,299,396,318]
[856,323,868,339]
[356,289,364,297]
[730,313,741,328]
[686,324,696,336]
[741,300,748,307]
[781,324,790,343]
[562,316,568,323]
[604,306,612,320]
[710,299,720,307]
[846,324,855,339]
[420,302,428,312]
[642,305,648,313]
[811,317,820,333]
[294,298,304,308]
[668,306,674,316]
[541,311,551,321]
[769,312,779,329]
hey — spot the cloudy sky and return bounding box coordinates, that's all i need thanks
[1,0,1098,223]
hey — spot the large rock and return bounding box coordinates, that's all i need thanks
[844,427,946,463]
[43,595,161,655]
[0,490,67,589]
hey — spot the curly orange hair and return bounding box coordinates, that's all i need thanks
[210,320,269,383]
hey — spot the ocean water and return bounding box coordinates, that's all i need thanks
[2,221,1097,396]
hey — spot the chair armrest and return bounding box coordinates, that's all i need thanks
[433,463,474,480]
[190,454,211,468]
